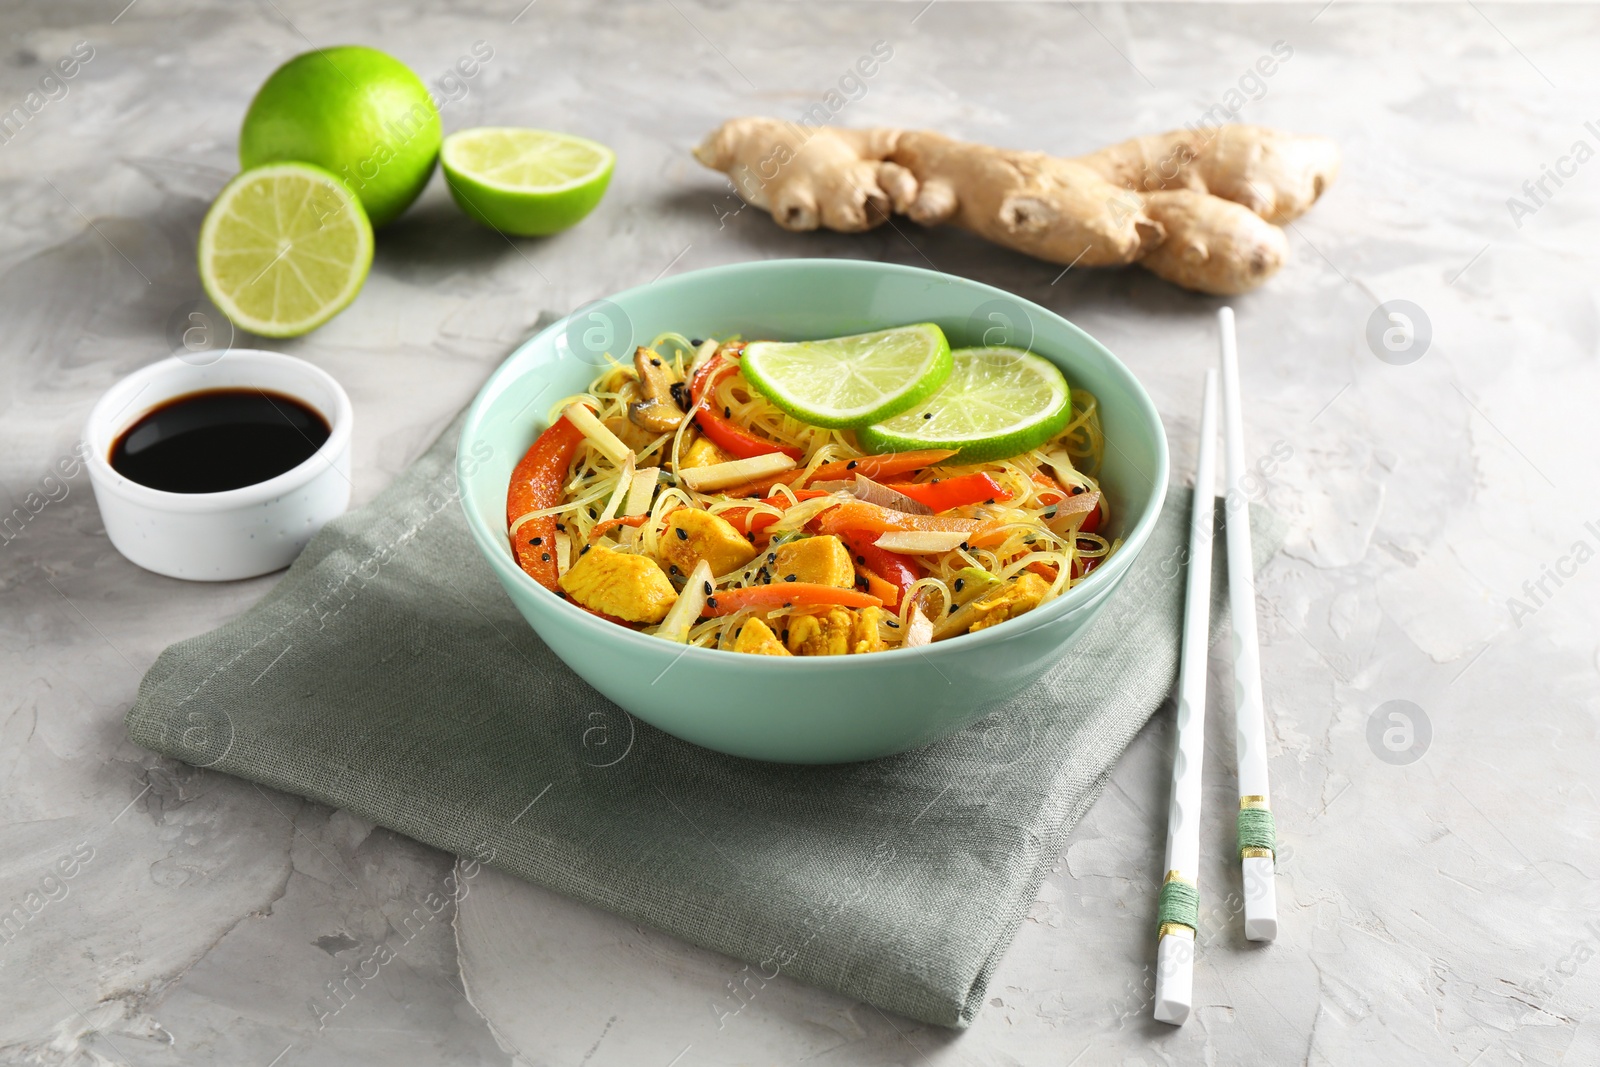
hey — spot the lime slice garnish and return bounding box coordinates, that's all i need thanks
[857,346,1072,463]
[740,324,952,429]
[441,127,615,237]
[198,162,374,338]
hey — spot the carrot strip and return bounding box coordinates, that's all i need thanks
[701,583,883,617]
[725,448,960,498]
[588,514,650,542]
[813,501,1006,546]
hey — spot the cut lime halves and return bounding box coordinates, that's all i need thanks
[197,162,374,338]
[741,324,952,429]
[441,127,615,236]
[857,346,1072,463]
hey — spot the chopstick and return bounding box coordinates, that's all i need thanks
[1217,306,1278,943]
[1152,369,1219,1027]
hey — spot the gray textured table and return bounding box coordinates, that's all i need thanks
[3,2,1596,1064]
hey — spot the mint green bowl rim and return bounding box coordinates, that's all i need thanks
[458,258,1170,671]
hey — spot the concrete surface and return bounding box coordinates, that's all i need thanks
[1,2,1597,1064]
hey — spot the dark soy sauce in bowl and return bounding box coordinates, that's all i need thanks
[111,389,331,493]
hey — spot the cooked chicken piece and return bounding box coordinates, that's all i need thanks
[680,434,734,469]
[771,535,854,589]
[786,607,853,656]
[628,346,686,433]
[660,508,757,578]
[602,415,663,467]
[559,545,677,623]
[733,617,791,656]
[850,606,886,654]
[967,572,1051,633]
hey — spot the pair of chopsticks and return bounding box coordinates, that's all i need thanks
[1152,308,1278,1027]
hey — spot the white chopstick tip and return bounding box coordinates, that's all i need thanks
[1151,933,1195,1026]
[1242,856,1278,941]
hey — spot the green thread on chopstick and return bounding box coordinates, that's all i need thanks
[1237,807,1276,861]
[1157,872,1199,938]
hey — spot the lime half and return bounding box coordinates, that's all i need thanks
[198,162,374,338]
[857,346,1071,463]
[441,127,615,236]
[741,324,952,429]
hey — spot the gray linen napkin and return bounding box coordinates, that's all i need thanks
[126,415,1283,1028]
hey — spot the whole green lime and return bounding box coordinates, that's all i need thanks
[239,46,440,228]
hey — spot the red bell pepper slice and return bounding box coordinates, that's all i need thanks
[688,357,803,461]
[506,415,586,590]
[839,531,924,610]
[883,472,1011,513]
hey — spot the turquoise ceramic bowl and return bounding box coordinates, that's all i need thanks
[458,259,1168,763]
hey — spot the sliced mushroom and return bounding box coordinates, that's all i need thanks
[628,346,686,433]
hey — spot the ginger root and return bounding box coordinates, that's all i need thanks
[693,119,1339,295]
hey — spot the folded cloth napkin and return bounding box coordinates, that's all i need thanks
[126,415,1283,1028]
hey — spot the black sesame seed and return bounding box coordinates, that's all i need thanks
[948,604,958,615]
[784,574,797,582]
[676,527,689,540]
[650,358,662,367]
[556,522,566,531]
[922,412,932,420]
[580,545,591,556]
[706,596,718,608]
[531,536,544,546]
[856,555,866,565]
[702,581,713,596]
[847,460,858,470]
[670,564,681,575]
[886,619,899,628]
[541,552,551,562]
[767,552,776,562]
[723,406,731,419]
[954,578,965,593]
[959,541,969,551]
[1070,485,1085,495]
[691,338,705,346]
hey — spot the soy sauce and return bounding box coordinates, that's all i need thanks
[111,389,330,493]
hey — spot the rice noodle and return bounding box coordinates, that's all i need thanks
[508,334,1116,653]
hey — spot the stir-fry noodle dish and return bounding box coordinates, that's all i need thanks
[505,326,1119,657]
